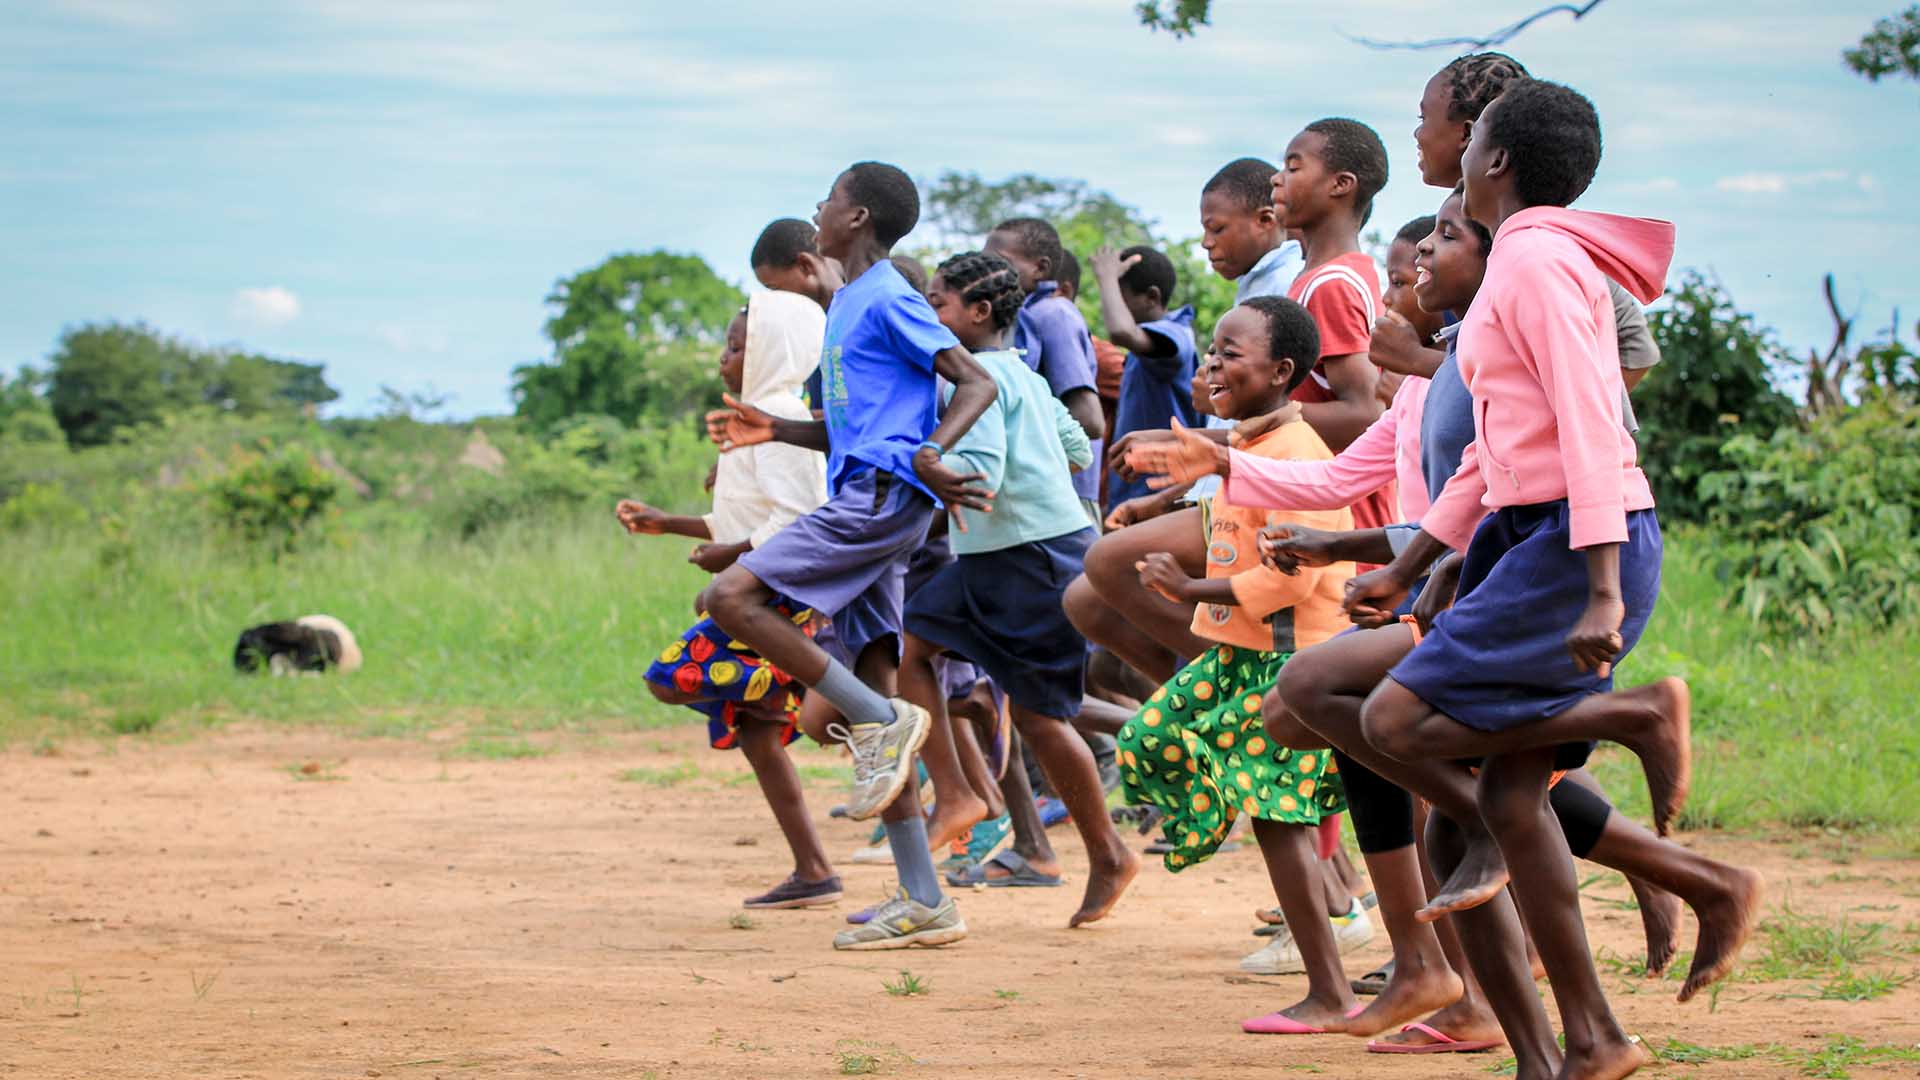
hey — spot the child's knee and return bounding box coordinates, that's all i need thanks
[646,679,700,706]
[704,567,762,630]
[1062,574,1106,635]
[1475,771,1550,837]
[1359,683,1421,761]
[1261,688,1322,750]
[1273,650,1330,716]
[797,694,841,745]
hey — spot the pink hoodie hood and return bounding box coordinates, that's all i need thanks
[1498,207,1675,305]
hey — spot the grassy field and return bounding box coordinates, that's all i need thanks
[4,517,1917,840]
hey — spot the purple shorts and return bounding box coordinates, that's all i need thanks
[737,466,934,664]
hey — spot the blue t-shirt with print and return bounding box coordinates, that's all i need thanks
[819,260,959,503]
[1013,280,1102,502]
[1105,305,1199,512]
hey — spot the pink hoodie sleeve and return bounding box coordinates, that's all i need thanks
[1223,408,1398,512]
[1501,246,1630,549]
[1419,439,1490,552]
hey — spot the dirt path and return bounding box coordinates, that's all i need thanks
[4,727,1917,1079]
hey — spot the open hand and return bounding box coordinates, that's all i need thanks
[1125,418,1224,489]
[615,499,667,535]
[1343,566,1411,629]
[1107,428,1176,481]
[705,393,775,451]
[1567,593,1626,677]
[913,448,992,531]
[1089,245,1142,283]
[1259,522,1342,574]
[1134,551,1192,604]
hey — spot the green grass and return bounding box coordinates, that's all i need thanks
[617,762,703,786]
[880,970,929,997]
[0,509,708,745]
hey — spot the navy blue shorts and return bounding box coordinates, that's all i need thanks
[1389,501,1662,769]
[903,530,1095,719]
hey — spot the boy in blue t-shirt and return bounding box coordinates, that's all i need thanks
[983,217,1107,519]
[1088,244,1198,517]
[705,162,999,950]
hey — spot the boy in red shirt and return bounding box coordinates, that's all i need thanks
[1273,119,1394,545]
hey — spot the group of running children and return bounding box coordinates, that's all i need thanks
[612,53,1766,1080]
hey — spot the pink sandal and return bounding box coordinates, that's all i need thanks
[1243,1003,1365,1035]
[1366,1022,1503,1054]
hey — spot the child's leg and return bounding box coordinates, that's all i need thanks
[1063,574,1182,684]
[992,728,1058,876]
[1328,751,1464,1038]
[1423,810,1561,1080]
[1555,769,1681,975]
[899,633,989,850]
[1364,676,1692,835]
[1076,508,1213,661]
[735,712,835,883]
[949,687,1007,815]
[1010,703,1139,927]
[1247,818,1358,1030]
[1072,694,1136,738]
[1475,750,1646,1080]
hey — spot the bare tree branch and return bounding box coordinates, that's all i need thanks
[1342,0,1608,51]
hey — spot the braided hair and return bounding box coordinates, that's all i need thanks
[1440,52,1531,122]
[936,251,1025,331]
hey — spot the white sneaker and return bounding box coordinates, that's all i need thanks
[1333,904,1375,955]
[1240,925,1304,974]
[848,843,894,865]
[831,699,932,821]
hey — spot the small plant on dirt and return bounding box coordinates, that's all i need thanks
[618,763,701,786]
[189,968,220,1002]
[106,710,159,735]
[1754,899,1890,980]
[1653,1038,1765,1064]
[880,970,928,997]
[1816,969,1912,1001]
[1785,1034,1920,1078]
[993,988,1020,1001]
[451,735,547,761]
[727,913,757,931]
[833,1040,909,1075]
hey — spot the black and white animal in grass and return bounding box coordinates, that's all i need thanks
[233,615,362,676]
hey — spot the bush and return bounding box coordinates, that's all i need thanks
[1699,397,1920,630]
[1637,271,1800,522]
[204,443,340,550]
[0,482,89,533]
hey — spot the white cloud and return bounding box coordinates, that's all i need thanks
[1715,170,1866,195]
[230,286,301,326]
[1620,177,1680,193]
[373,323,450,354]
[1716,173,1788,194]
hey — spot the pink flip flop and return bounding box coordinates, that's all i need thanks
[1366,1022,1503,1054]
[1243,1003,1364,1035]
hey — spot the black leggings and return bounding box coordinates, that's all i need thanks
[1336,751,1613,858]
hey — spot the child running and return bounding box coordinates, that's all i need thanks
[900,250,1140,925]
[1344,81,1691,1079]
[619,292,835,909]
[703,161,999,950]
[1116,295,1357,1034]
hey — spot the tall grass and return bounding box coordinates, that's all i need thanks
[4,517,1917,837]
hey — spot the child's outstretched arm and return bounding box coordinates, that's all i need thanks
[705,394,829,453]
[615,499,712,540]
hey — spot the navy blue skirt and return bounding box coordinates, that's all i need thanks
[903,529,1095,719]
[1389,501,1662,767]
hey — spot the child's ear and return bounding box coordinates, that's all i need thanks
[1485,144,1511,182]
[847,204,871,234]
[1255,205,1280,230]
[1330,170,1357,201]
[1034,253,1054,279]
[969,299,994,327]
[1147,285,1164,307]
[1273,357,1295,389]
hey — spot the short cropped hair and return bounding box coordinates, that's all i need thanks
[936,251,1025,332]
[1303,118,1389,224]
[1238,295,1320,393]
[1118,244,1177,303]
[842,161,920,247]
[749,218,817,269]
[1440,52,1531,122]
[1394,215,1437,247]
[1054,249,1081,294]
[1481,80,1602,209]
[992,217,1065,273]
[1203,157,1278,211]
[890,254,929,294]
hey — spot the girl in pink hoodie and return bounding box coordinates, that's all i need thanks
[1339,81,1705,1080]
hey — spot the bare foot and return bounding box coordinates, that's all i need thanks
[1678,865,1764,1002]
[924,793,990,854]
[1417,828,1510,922]
[1069,845,1140,928]
[1368,998,1505,1049]
[1628,875,1681,978]
[1248,997,1355,1034]
[1555,1035,1651,1080]
[1342,961,1463,1037]
[1621,678,1691,836]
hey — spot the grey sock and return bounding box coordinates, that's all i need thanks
[885,817,943,908]
[813,659,894,727]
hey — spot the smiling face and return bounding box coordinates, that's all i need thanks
[1414,71,1470,188]
[982,229,1044,293]
[1199,306,1290,422]
[1413,192,1489,315]
[811,173,862,262]
[717,310,748,395]
[1384,238,1440,338]
[1198,188,1278,282]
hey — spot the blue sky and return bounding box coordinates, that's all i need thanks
[3,0,1914,417]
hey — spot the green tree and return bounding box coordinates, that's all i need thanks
[512,251,743,430]
[1136,0,1212,37]
[1845,6,1920,82]
[0,367,61,444]
[1634,271,1799,522]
